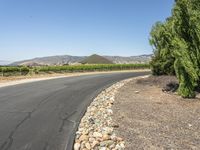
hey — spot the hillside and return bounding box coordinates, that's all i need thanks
[105,54,152,64]
[81,54,114,64]
[11,55,85,66]
[10,54,152,66]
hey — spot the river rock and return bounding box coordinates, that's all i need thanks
[74,143,81,150]
[73,78,134,149]
[93,132,103,138]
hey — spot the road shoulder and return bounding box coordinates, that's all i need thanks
[0,70,149,88]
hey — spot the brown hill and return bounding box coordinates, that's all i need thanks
[80,54,114,64]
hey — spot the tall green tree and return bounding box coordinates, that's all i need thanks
[172,0,200,97]
[150,20,175,75]
[150,0,200,98]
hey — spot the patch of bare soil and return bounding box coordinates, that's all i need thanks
[113,76,200,150]
[136,75,178,88]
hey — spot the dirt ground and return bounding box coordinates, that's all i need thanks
[113,76,200,150]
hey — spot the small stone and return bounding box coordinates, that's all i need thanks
[102,134,110,141]
[82,130,89,135]
[120,143,125,148]
[110,135,117,141]
[79,128,84,132]
[107,109,113,114]
[89,137,95,142]
[74,143,81,150]
[115,144,121,149]
[91,140,99,148]
[135,91,139,94]
[85,142,91,149]
[75,139,81,144]
[109,144,115,149]
[103,127,113,135]
[99,147,106,150]
[79,135,89,142]
[88,118,95,124]
[100,140,114,147]
[117,137,123,142]
[93,132,103,138]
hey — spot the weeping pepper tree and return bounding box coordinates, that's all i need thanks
[150,0,200,98]
[150,19,175,76]
[172,0,200,98]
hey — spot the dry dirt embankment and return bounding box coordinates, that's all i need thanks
[113,76,200,150]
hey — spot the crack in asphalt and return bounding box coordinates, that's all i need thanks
[42,141,49,150]
[0,92,59,150]
[59,111,77,133]
[0,112,31,150]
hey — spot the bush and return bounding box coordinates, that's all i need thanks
[150,56,175,76]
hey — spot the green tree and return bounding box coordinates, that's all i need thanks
[150,0,200,98]
[172,0,200,98]
[150,20,175,75]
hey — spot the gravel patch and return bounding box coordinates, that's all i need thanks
[74,76,149,150]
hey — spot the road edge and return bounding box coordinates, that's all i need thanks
[72,75,150,150]
[0,70,150,88]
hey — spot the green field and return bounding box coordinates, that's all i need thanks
[0,64,150,77]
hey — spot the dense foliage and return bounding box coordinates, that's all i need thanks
[150,0,200,98]
[0,64,149,77]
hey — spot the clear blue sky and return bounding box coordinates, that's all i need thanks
[0,0,174,61]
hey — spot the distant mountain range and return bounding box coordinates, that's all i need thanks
[11,55,86,66]
[10,54,152,66]
[105,55,152,64]
[0,60,11,65]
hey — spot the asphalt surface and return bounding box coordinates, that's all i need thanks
[0,71,150,150]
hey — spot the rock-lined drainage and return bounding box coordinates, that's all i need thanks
[74,77,146,150]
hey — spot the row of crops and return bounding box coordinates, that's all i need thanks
[0,66,30,76]
[0,64,150,77]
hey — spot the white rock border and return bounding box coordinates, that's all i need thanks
[74,75,149,150]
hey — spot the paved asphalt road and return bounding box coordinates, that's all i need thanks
[0,71,150,150]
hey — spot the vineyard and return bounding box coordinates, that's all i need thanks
[0,64,149,77]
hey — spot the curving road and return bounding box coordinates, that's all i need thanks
[0,71,150,150]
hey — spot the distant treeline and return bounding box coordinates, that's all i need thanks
[0,64,150,77]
